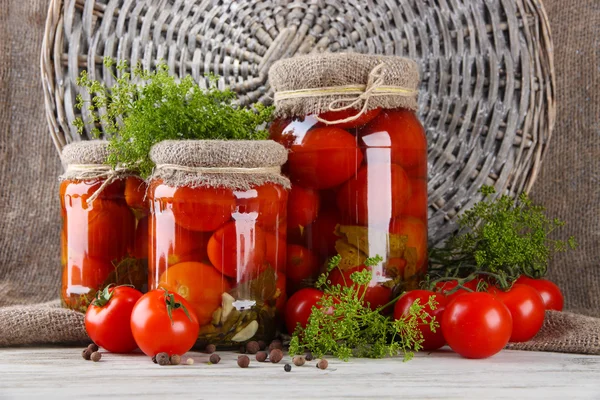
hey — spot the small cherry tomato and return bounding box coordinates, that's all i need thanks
[158,261,231,326]
[337,164,411,227]
[515,276,564,311]
[490,284,545,342]
[286,245,319,293]
[442,292,512,359]
[130,289,200,357]
[288,127,363,189]
[284,288,324,334]
[394,290,447,350]
[207,221,267,279]
[287,185,320,228]
[317,108,382,130]
[328,265,392,311]
[171,186,236,232]
[124,176,147,212]
[85,285,143,353]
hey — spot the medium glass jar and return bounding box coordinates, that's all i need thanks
[60,142,148,312]
[269,54,427,310]
[148,140,289,347]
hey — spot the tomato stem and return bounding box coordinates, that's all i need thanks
[162,288,192,324]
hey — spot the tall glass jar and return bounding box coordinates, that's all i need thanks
[60,142,147,312]
[269,53,427,311]
[148,140,289,348]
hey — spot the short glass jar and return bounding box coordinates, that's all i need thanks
[60,142,148,312]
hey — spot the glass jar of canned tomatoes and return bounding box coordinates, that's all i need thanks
[60,141,148,312]
[269,53,427,310]
[148,140,289,347]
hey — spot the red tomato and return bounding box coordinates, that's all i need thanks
[305,211,341,261]
[287,185,320,228]
[434,279,479,303]
[442,292,512,359]
[124,176,147,212]
[171,186,236,232]
[265,231,287,272]
[490,284,545,342]
[360,109,427,171]
[269,116,319,149]
[317,108,382,129]
[328,266,392,311]
[150,217,211,271]
[285,288,324,334]
[62,256,114,304]
[207,221,266,279]
[85,286,143,353]
[515,277,564,311]
[288,127,363,189]
[337,164,411,227]
[132,217,149,259]
[286,245,319,293]
[389,217,428,270]
[130,289,200,357]
[235,183,287,231]
[401,179,428,221]
[394,290,447,350]
[158,261,231,326]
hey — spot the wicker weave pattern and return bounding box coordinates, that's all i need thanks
[40,0,555,244]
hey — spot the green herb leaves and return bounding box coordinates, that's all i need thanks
[75,57,273,177]
[428,186,577,289]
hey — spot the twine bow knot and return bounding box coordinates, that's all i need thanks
[64,164,130,206]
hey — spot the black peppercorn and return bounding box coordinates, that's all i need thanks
[87,343,99,352]
[255,351,268,362]
[170,354,181,365]
[284,364,292,372]
[205,344,216,354]
[90,352,102,362]
[237,355,250,368]
[151,355,157,364]
[245,341,260,354]
[269,348,284,363]
[292,356,305,366]
[305,352,314,361]
[317,359,328,370]
[82,348,92,360]
[258,340,267,350]
[268,340,283,352]
[209,353,221,364]
[156,352,170,366]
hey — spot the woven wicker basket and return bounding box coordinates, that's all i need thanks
[40,0,555,244]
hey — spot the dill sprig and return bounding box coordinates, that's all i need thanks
[74,57,273,177]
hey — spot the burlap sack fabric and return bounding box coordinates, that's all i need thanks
[0,0,599,353]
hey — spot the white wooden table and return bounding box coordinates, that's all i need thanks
[1,347,599,399]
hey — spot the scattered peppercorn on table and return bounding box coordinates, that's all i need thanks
[0,348,599,399]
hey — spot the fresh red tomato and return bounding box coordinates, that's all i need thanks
[288,127,363,189]
[337,164,411,227]
[317,108,382,129]
[328,266,392,311]
[490,284,545,342]
[389,217,428,270]
[235,183,287,231]
[207,221,267,279]
[265,231,287,272]
[434,279,480,303]
[286,245,319,293]
[394,290,447,350]
[158,261,231,326]
[130,289,200,357]
[284,288,324,334]
[515,276,564,311]
[171,186,236,232]
[401,179,428,221]
[442,292,512,359]
[124,176,147,212]
[287,185,320,228]
[85,286,143,353]
[360,109,427,171]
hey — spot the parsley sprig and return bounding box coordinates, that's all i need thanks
[428,186,577,290]
[74,57,273,177]
[289,255,438,361]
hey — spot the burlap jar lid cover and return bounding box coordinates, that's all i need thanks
[149,140,291,191]
[269,52,420,122]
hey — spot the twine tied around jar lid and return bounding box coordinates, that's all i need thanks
[154,164,281,175]
[62,164,131,206]
[273,63,417,125]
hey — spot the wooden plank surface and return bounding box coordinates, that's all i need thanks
[0,347,599,399]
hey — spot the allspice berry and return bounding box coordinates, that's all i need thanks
[90,352,102,362]
[205,344,216,354]
[209,353,221,364]
[317,359,328,370]
[237,355,250,368]
[170,354,181,365]
[258,340,267,350]
[156,352,170,366]
[82,348,92,360]
[292,356,305,366]
[255,351,268,362]
[284,364,292,372]
[269,348,284,364]
[245,341,260,354]
[87,343,99,352]
[268,340,283,352]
